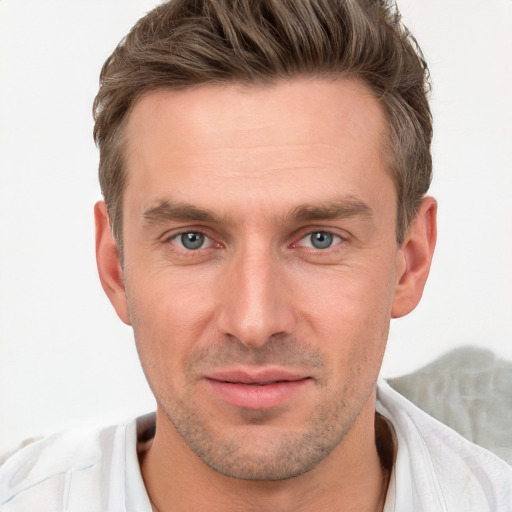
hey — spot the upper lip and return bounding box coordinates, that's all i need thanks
[204,368,310,385]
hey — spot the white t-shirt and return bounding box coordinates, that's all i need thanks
[1,382,510,511]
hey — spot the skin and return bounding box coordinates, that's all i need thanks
[95,78,437,512]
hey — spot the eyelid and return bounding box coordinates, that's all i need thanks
[161,227,222,249]
[159,226,348,252]
[297,232,342,249]
[290,227,348,248]
[172,231,214,250]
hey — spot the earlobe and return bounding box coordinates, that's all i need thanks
[392,197,437,318]
[94,201,132,325]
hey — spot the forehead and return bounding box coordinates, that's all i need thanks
[126,78,386,154]
[123,78,394,219]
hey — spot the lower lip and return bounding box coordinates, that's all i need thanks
[206,378,311,410]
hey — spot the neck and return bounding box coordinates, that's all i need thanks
[140,393,391,512]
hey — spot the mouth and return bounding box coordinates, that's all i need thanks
[204,369,312,410]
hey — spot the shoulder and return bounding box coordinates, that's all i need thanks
[377,380,512,512]
[0,421,125,511]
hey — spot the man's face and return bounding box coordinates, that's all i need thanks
[116,79,405,479]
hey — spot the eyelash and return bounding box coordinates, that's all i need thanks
[164,230,219,251]
[161,228,348,254]
[292,231,345,251]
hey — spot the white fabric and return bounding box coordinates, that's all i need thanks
[377,382,512,511]
[1,383,510,511]
[387,346,512,464]
[0,417,152,512]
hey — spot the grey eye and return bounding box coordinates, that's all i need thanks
[180,232,205,250]
[310,232,333,249]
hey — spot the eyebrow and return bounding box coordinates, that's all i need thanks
[141,196,373,227]
[288,196,373,223]
[142,201,220,225]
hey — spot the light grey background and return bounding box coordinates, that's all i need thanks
[1,0,511,452]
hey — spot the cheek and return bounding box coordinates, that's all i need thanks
[128,263,216,327]
[292,259,396,368]
[296,260,397,329]
[125,270,217,388]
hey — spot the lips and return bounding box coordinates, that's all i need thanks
[204,368,311,410]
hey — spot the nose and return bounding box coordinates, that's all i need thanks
[215,247,295,348]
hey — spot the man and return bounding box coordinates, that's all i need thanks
[1,0,510,511]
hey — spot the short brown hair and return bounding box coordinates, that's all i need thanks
[93,0,432,257]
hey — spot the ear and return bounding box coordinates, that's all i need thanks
[94,200,132,325]
[392,197,437,318]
